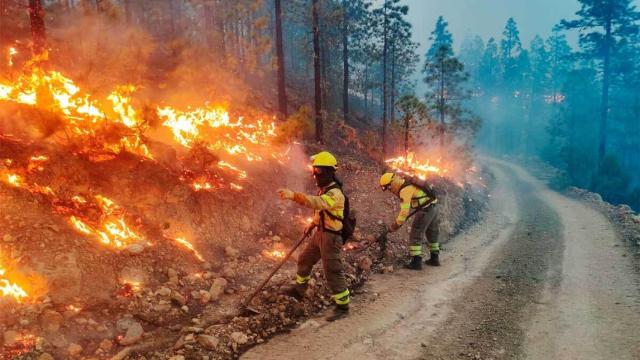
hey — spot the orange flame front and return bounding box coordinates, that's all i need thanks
[0,266,28,303]
[385,152,446,180]
[68,195,146,249]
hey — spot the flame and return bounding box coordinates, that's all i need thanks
[1,49,290,192]
[170,236,205,262]
[0,58,152,159]
[0,263,29,303]
[68,195,146,249]
[0,268,29,302]
[8,47,17,67]
[1,331,38,358]
[157,106,278,162]
[264,249,286,259]
[3,173,23,187]
[66,304,82,313]
[385,152,446,180]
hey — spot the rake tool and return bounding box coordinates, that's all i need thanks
[241,229,312,315]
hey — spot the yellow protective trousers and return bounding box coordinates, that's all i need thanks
[409,204,441,257]
[295,230,350,306]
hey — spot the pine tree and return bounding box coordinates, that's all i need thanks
[423,17,469,147]
[561,0,640,167]
[500,17,522,86]
[426,16,453,59]
[479,37,499,90]
[373,0,408,158]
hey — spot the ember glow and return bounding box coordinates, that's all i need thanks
[264,249,286,259]
[385,152,446,179]
[0,266,28,302]
[169,236,205,262]
[67,195,146,249]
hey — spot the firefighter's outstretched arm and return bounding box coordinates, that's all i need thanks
[277,188,334,210]
[387,192,412,233]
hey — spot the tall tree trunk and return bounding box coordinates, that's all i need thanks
[28,0,46,54]
[439,58,445,147]
[342,0,349,122]
[390,43,396,123]
[274,0,287,119]
[381,1,389,158]
[364,62,369,118]
[598,16,612,170]
[312,0,323,143]
[404,115,409,156]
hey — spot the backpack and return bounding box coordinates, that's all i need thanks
[322,184,356,243]
[399,173,441,203]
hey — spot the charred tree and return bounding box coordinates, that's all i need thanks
[312,0,323,143]
[274,0,288,119]
[28,0,46,54]
[342,0,349,122]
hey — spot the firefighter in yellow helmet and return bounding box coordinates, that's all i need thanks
[379,172,440,270]
[277,151,350,321]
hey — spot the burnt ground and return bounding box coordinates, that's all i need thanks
[0,136,488,360]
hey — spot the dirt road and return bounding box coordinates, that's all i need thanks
[242,160,640,360]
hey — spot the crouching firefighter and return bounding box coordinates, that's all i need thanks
[379,172,441,270]
[277,151,353,322]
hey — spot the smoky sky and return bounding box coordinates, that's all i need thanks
[402,0,639,54]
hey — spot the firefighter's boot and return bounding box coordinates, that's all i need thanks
[282,284,307,300]
[404,256,423,270]
[425,252,440,266]
[326,304,349,322]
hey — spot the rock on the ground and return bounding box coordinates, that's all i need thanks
[40,310,64,332]
[224,246,240,258]
[67,343,82,357]
[209,278,228,301]
[230,331,248,345]
[171,291,187,306]
[37,354,54,360]
[118,320,144,346]
[197,334,220,350]
[125,243,145,254]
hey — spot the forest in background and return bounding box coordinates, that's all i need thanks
[459,1,640,209]
[1,0,639,209]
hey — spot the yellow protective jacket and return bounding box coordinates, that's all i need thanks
[390,177,437,226]
[292,182,345,232]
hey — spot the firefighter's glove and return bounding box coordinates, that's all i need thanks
[387,223,400,233]
[277,188,295,200]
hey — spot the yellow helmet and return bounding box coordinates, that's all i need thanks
[310,151,337,169]
[380,172,395,188]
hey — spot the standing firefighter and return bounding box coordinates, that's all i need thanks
[277,151,351,321]
[380,172,441,270]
